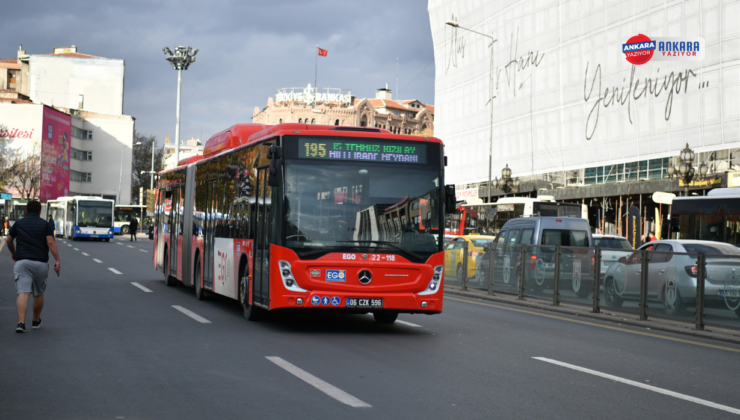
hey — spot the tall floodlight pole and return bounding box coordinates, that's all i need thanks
[446,20,495,203]
[163,46,198,163]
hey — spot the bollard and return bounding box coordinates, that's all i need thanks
[552,246,561,306]
[518,245,526,300]
[639,249,649,321]
[462,240,468,291]
[695,253,706,331]
[592,247,601,313]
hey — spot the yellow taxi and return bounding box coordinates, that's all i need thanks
[444,235,497,284]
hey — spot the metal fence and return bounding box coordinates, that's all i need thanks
[446,244,740,331]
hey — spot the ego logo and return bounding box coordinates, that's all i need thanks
[622,34,656,65]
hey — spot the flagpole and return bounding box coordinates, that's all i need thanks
[314,45,318,93]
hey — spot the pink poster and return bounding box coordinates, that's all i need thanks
[40,106,71,201]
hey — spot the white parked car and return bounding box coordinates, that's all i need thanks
[593,234,633,274]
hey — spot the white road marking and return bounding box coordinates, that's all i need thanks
[139,249,148,252]
[396,320,421,328]
[172,305,211,323]
[127,245,134,248]
[82,252,89,256]
[131,282,153,293]
[66,244,72,247]
[533,357,740,415]
[266,356,371,408]
[117,243,123,245]
[93,258,103,263]
[73,248,79,251]
[108,268,123,275]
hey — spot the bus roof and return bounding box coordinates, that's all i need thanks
[48,196,115,202]
[161,123,444,174]
[673,187,740,201]
[461,196,563,207]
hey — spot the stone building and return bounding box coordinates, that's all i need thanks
[253,84,434,135]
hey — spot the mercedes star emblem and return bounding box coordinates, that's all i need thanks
[362,254,368,260]
[358,269,372,284]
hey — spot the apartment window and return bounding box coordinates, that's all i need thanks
[72,126,93,140]
[71,148,92,161]
[393,110,401,116]
[70,170,92,183]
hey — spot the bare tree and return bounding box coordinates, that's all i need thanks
[130,131,164,204]
[11,145,41,199]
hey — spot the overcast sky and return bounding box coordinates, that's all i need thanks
[1,0,435,145]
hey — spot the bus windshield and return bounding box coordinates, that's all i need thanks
[283,161,441,261]
[78,201,113,228]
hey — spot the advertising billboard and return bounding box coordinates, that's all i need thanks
[429,0,740,185]
[39,106,71,201]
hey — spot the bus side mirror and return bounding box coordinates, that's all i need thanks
[445,184,456,214]
[267,145,283,187]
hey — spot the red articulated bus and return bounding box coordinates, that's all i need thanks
[153,123,455,323]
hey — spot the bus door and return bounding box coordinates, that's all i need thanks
[203,180,217,290]
[253,168,271,307]
[155,190,165,271]
[170,188,181,278]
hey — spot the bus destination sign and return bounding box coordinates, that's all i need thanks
[298,138,427,164]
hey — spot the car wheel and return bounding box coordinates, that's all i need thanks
[603,277,624,308]
[663,282,685,317]
[456,265,464,284]
[373,311,398,324]
[194,259,205,301]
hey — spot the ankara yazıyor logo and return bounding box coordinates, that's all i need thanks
[622,34,656,65]
[623,34,705,65]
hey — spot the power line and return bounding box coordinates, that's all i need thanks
[398,57,434,96]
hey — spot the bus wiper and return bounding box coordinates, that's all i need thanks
[337,240,424,261]
[296,246,346,258]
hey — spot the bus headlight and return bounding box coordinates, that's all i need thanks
[418,265,443,295]
[278,260,307,293]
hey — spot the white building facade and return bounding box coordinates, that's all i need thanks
[428,0,740,188]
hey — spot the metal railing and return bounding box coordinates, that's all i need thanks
[445,244,740,331]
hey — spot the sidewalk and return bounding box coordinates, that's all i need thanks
[445,285,740,346]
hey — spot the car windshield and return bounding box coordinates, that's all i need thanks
[470,239,493,247]
[595,237,632,249]
[78,201,113,228]
[541,229,589,247]
[283,160,441,262]
[682,243,740,255]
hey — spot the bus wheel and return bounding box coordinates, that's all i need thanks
[121,226,130,235]
[163,253,175,287]
[240,274,264,321]
[373,311,398,324]
[194,259,205,301]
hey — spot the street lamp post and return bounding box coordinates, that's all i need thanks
[666,143,708,197]
[163,46,198,164]
[493,164,520,197]
[446,20,496,203]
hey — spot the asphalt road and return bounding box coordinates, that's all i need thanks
[2,234,740,419]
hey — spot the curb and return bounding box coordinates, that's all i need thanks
[444,287,740,346]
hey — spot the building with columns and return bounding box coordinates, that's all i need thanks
[252,84,434,135]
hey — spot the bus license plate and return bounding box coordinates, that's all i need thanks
[90,235,98,238]
[346,298,383,308]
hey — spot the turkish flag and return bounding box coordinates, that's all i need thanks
[318,47,328,57]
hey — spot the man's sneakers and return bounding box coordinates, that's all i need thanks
[16,323,26,333]
[32,319,42,329]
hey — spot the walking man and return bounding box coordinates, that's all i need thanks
[129,216,139,241]
[6,200,61,333]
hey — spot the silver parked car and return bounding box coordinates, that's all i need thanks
[603,240,740,317]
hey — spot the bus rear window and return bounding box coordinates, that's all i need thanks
[541,230,589,247]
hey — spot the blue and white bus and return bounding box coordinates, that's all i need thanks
[46,196,115,241]
[114,204,146,235]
